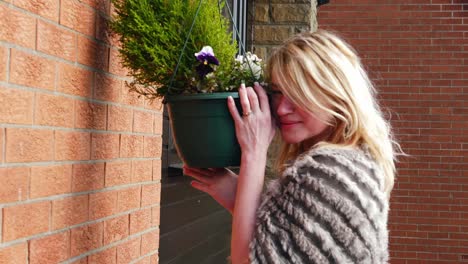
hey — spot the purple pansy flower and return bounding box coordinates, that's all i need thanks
[195,46,219,79]
[195,46,220,65]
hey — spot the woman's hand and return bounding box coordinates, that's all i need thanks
[227,82,275,263]
[183,166,238,214]
[227,82,276,157]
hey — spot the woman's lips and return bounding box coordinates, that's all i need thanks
[280,121,300,129]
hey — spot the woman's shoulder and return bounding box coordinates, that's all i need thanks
[251,144,390,263]
[283,144,386,193]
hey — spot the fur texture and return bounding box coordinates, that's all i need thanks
[249,146,389,264]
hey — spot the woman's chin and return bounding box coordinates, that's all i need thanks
[280,134,302,144]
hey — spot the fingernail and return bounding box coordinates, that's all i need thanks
[228,96,233,103]
[241,83,246,89]
[254,82,259,86]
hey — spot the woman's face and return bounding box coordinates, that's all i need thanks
[270,77,331,145]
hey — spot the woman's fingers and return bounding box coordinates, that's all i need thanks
[246,87,260,113]
[190,181,212,195]
[238,83,251,117]
[183,167,214,185]
[227,96,242,123]
[253,82,269,113]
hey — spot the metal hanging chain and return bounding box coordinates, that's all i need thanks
[222,0,257,83]
[168,0,205,94]
[168,0,257,96]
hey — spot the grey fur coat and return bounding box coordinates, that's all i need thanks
[249,146,389,264]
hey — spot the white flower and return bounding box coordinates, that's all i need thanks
[205,72,215,79]
[235,54,244,63]
[236,52,263,79]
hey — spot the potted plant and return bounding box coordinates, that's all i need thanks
[111,0,264,167]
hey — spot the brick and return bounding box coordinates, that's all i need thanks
[105,160,131,187]
[144,99,163,112]
[141,183,161,207]
[94,72,121,103]
[91,133,120,160]
[35,93,75,127]
[141,229,159,255]
[55,131,91,161]
[143,136,162,158]
[109,48,129,76]
[108,105,133,132]
[153,114,163,135]
[60,0,96,36]
[89,190,118,220]
[96,14,113,45]
[0,5,36,49]
[58,63,93,97]
[14,0,59,21]
[103,215,129,244]
[152,159,161,181]
[0,243,28,263]
[0,128,2,163]
[116,237,140,264]
[120,134,143,158]
[0,46,6,81]
[70,258,87,264]
[117,186,141,213]
[254,4,269,23]
[133,110,154,134]
[150,254,159,264]
[130,208,151,235]
[152,206,160,227]
[37,20,76,61]
[30,165,72,198]
[52,195,88,230]
[0,87,34,124]
[72,163,105,192]
[2,201,50,241]
[0,167,29,203]
[75,100,107,130]
[81,0,110,15]
[271,4,310,23]
[70,222,103,257]
[121,85,144,107]
[10,50,55,90]
[88,247,116,264]
[5,128,54,163]
[77,35,108,70]
[136,257,151,264]
[131,160,152,183]
[29,231,70,264]
[254,25,291,45]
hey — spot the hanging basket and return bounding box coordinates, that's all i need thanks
[166,92,242,168]
[163,0,255,168]
[111,0,260,167]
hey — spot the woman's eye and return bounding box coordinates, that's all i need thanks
[269,91,283,104]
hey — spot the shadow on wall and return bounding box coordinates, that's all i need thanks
[68,0,162,260]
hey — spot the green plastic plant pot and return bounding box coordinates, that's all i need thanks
[165,92,242,168]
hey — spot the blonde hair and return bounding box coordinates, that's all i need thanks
[268,29,401,196]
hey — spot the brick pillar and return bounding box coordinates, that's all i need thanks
[0,1,162,263]
[251,0,316,59]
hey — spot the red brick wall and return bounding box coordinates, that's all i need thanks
[319,1,467,263]
[0,0,162,263]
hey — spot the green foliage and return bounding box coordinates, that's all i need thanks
[111,0,239,99]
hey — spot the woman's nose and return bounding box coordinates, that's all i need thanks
[275,95,295,116]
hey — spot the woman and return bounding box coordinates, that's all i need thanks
[183,29,400,264]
